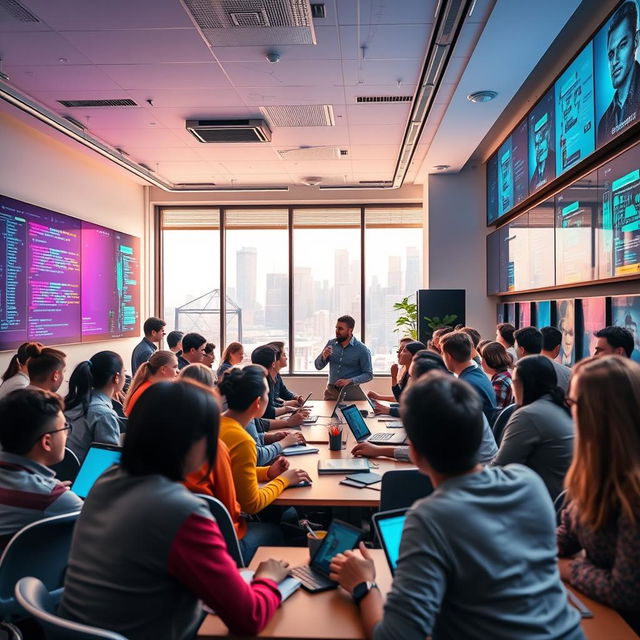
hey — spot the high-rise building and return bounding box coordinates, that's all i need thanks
[388,255,402,294]
[405,247,421,296]
[236,247,257,323]
[265,273,288,329]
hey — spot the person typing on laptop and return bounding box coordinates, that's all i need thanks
[330,372,583,640]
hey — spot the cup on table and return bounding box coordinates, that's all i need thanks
[307,529,327,557]
[328,424,343,451]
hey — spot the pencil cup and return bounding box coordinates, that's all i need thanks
[328,425,343,451]
[307,530,327,557]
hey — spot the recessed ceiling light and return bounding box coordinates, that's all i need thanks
[303,177,322,186]
[265,51,281,64]
[433,165,450,171]
[58,57,68,64]
[467,90,497,103]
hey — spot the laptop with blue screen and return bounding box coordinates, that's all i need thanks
[71,443,122,499]
[372,508,408,575]
[340,404,407,445]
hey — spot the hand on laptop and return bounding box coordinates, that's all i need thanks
[370,399,390,415]
[329,542,376,592]
[281,468,313,486]
[254,558,290,584]
[267,455,290,479]
[281,431,306,448]
[285,410,309,427]
[351,442,383,458]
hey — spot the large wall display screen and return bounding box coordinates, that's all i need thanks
[487,154,499,225]
[594,1,640,148]
[528,89,557,194]
[0,194,140,351]
[534,300,552,328]
[612,294,640,361]
[556,298,576,366]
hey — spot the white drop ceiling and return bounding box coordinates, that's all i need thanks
[0,0,582,188]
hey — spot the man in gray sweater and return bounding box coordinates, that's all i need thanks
[330,372,583,640]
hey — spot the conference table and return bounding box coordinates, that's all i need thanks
[198,549,637,639]
[272,400,413,508]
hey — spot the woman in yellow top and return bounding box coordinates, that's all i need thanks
[217,365,310,514]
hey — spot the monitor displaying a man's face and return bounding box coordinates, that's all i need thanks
[607,13,638,90]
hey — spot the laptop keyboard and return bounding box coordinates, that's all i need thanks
[290,565,334,591]
[369,432,395,441]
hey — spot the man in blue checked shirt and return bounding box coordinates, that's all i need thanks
[314,315,373,400]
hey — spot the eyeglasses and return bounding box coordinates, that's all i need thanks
[34,423,71,446]
[564,396,579,409]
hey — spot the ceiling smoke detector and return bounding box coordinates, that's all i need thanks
[433,165,450,171]
[265,50,281,63]
[467,90,498,103]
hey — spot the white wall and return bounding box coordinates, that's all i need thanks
[0,109,146,390]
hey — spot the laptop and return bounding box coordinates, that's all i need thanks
[290,519,363,592]
[340,404,407,445]
[371,508,408,575]
[318,384,349,419]
[71,443,122,499]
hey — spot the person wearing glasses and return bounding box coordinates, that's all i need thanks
[0,388,82,552]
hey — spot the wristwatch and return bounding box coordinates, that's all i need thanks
[352,581,379,606]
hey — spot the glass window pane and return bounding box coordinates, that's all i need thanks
[293,208,361,373]
[225,209,289,367]
[162,209,221,349]
[365,207,422,373]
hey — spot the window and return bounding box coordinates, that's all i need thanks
[159,205,422,374]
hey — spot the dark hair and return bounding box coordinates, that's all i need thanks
[143,317,166,336]
[461,327,481,348]
[403,341,427,357]
[181,332,206,353]
[251,344,278,369]
[337,315,355,329]
[267,341,285,359]
[594,326,634,358]
[166,330,184,349]
[179,363,215,388]
[432,326,453,338]
[514,326,543,355]
[514,355,566,409]
[481,342,511,372]
[204,342,215,355]
[27,348,66,383]
[217,365,268,412]
[1,342,43,382]
[122,380,219,481]
[221,341,243,364]
[497,323,516,347]
[541,326,563,351]
[411,350,450,378]
[401,372,484,474]
[609,1,637,41]
[477,339,491,355]
[440,331,473,363]
[65,351,124,413]
[0,389,64,455]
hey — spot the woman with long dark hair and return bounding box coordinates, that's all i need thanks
[0,342,42,399]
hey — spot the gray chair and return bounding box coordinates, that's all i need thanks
[379,469,433,513]
[491,403,517,446]
[195,494,245,568]
[49,447,81,483]
[0,511,80,620]
[14,577,127,640]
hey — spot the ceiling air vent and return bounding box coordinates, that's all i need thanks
[278,146,341,161]
[181,0,316,46]
[310,3,325,18]
[58,99,138,108]
[356,96,412,103]
[186,119,272,143]
[260,104,334,127]
[0,0,40,23]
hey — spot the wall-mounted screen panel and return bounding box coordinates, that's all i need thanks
[534,300,552,328]
[556,298,576,365]
[505,212,530,291]
[518,302,531,328]
[529,89,557,194]
[487,230,501,295]
[528,198,556,288]
[612,294,640,361]
[577,297,607,360]
[594,1,640,148]
[505,302,516,324]
[487,153,499,225]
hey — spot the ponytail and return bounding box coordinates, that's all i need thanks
[1,354,19,382]
[1,342,43,382]
[65,351,123,413]
[124,350,176,411]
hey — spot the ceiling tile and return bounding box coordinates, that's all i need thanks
[0,31,90,65]
[5,64,123,91]
[121,146,202,162]
[93,127,189,149]
[97,62,229,89]
[348,144,399,159]
[221,60,342,87]
[237,85,347,106]
[346,103,411,125]
[339,25,431,60]
[348,123,405,145]
[341,59,420,86]
[337,0,435,26]
[192,146,281,162]
[271,125,349,146]
[53,106,157,130]
[126,87,245,108]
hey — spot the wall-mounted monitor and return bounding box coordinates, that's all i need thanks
[611,294,640,361]
[529,89,557,194]
[577,297,607,360]
[487,154,499,225]
[556,298,576,366]
[528,198,556,289]
[534,300,552,328]
[518,302,531,328]
[505,302,517,325]
[487,230,501,295]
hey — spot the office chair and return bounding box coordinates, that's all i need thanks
[553,489,568,525]
[195,495,245,568]
[49,447,81,483]
[379,469,433,513]
[491,403,517,447]
[14,577,127,640]
[0,512,80,620]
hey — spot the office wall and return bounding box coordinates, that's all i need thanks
[0,109,146,389]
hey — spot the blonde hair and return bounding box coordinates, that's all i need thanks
[179,363,216,388]
[565,355,640,530]
[124,350,177,412]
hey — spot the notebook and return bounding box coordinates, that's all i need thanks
[340,404,407,445]
[317,458,371,474]
[239,569,301,602]
[71,443,122,499]
[371,508,408,575]
[281,445,320,456]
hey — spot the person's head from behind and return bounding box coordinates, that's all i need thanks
[1,341,43,382]
[27,347,67,393]
[335,315,355,344]
[202,342,216,368]
[461,327,481,357]
[440,331,473,373]
[480,341,511,375]
[65,351,125,412]
[430,326,453,354]
[512,355,562,408]
[122,380,219,481]
[143,317,166,343]
[217,365,269,419]
[166,330,184,353]
[179,363,216,388]
[541,326,563,359]
[267,341,288,371]
[221,341,244,366]
[401,372,484,480]
[251,345,279,377]
[0,389,69,466]
[594,326,634,358]
[514,326,543,358]
[607,1,638,91]
[496,323,515,349]
[565,355,640,530]
[408,350,450,385]
[398,341,427,368]
[181,332,207,364]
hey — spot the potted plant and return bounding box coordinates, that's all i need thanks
[393,296,418,340]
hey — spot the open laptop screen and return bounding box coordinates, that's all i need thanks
[71,444,122,499]
[373,509,408,574]
[340,404,370,441]
[311,520,363,576]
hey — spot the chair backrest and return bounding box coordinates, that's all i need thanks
[0,512,80,619]
[15,577,127,640]
[380,469,433,513]
[49,447,81,483]
[492,403,517,446]
[553,488,568,525]
[195,494,245,568]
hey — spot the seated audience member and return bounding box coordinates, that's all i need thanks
[461,327,482,365]
[166,330,184,356]
[65,351,125,463]
[496,322,518,363]
[593,326,634,358]
[0,341,42,399]
[267,341,304,406]
[178,332,207,369]
[131,316,166,375]
[477,338,491,356]
[440,331,497,422]
[480,341,513,410]
[203,342,216,369]
[353,350,497,464]
[59,380,287,639]
[26,347,66,393]
[368,337,412,402]
[217,366,311,515]
[124,350,178,416]
[217,341,245,380]
[0,389,83,551]
[179,362,216,387]
[331,373,582,640]
[514,326,543,359]
[557,356,640,632]
[370,341,426,416]
[492,355,573,502]
[541,326,572,392]
[428,326,453,355]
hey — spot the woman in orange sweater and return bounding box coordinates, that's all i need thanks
[123,350,178,416]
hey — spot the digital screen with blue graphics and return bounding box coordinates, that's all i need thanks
[377,513,407,571]
[312,521,362,575]
[534,301,552,329]
[529,89,557,194]
[612,295,640,362]
[71,446,121,499]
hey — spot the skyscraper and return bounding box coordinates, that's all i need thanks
[265,273,288,329]
[405,246,421,295]
[236,247,257,323]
